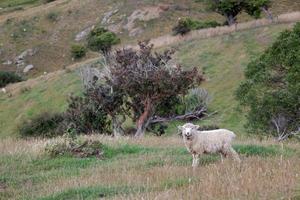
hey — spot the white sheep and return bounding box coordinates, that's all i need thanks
[178,123,241,167]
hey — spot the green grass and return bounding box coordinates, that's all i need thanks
[0,0,41,8]
[101,144,157,159]
[0,141,297,199]
[37,185,144,200]
[0,70,82,138]
[174,24,291,135]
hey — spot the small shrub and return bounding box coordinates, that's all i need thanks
[71,44,87,59]
[87,27,120,53]
[173,18,221,35]
[19,112,65,138]
[20,86,31,94]
[184,88,210,113]
[45,135,104,158]
[46,12,59,22]
[0,71,23,87]
[64,94,111,134]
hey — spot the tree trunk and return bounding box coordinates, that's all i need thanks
[227,14,236,26]
[134,98,153,138]
[112,115,125,138]
[262,6,273,21]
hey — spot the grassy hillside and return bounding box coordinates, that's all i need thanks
[1,0,300,76]
[0,23,293,138]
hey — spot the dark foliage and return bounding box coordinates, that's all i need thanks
[71,44,87,59]
[19,112,64,138]
[204,0,271,25]
[236,23,300,139]
[0,71,23,87]
[105,41,204,137]
[87,27,120,54]
[173,18,221,35]
[64,94,111,134]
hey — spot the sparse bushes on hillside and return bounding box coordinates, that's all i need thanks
[19,112,64,138]
[236,22,300,141]
[173,18,220,35]
[71,44,87,59]
[0,71,23,87]
[87,27,120,54]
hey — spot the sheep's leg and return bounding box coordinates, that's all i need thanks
[192,154,196,167]
[220,153,224,163]
[229,147,241,163]
[192,154,199,168]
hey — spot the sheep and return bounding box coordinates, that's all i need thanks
[178,123,241,168]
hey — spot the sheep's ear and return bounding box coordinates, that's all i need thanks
[193,125,200,130]
[178,126,183,131]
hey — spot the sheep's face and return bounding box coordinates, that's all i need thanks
[178,123,199,140]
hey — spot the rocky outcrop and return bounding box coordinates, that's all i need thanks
[23,64,34,73]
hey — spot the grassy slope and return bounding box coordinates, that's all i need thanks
[1,0,300,76]
[0,23,292,138]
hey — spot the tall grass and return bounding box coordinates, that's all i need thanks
[0,136,299,199]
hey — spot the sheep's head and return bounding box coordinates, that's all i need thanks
[178,123,199,140]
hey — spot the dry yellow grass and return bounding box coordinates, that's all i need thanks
[1,135,299,199]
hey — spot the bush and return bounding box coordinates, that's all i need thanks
[0,71,23,87]
[46,12,59,22]
[87,27,120,53]
[64,94,111,134]
[71,44,87,59]
[173,18,220,35]
[45,134,104,158]
[19,112,64,138]
[184,88,210,113]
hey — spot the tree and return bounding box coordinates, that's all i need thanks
[105,41,204,137]
[244,0,272,20]
[207,0,244,25]
[236,23,300,141]
[205,0,272,25]
[87,27,120,54]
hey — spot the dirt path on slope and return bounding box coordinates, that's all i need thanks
[0,0,70,24]
[5,57,99,95]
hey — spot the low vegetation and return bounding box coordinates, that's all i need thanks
[70,44,87,59]
[19,112,64,138]
[0,71,23,87]
[0,136,299,199]
[87,27,120,54]
[173,17,221,35]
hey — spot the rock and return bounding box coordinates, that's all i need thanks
[23,64,34,73]
[14,48,37,68]
[16,48,37,61]
[3,60,12,65]
[129,27,144,37]
[75,26,94,41]
[101,9,119,25]
[124,7,164,31]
